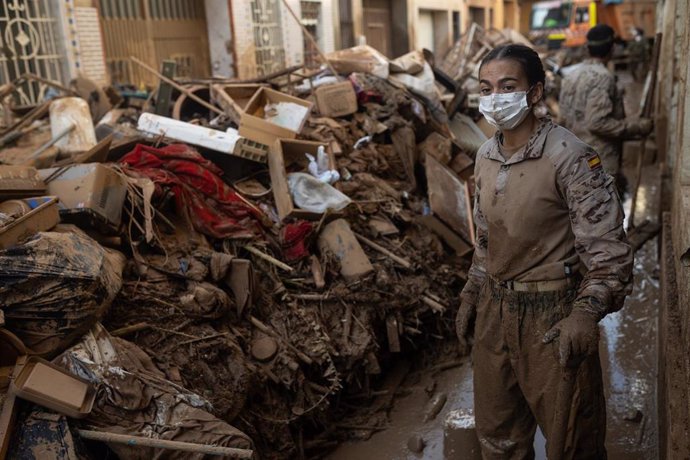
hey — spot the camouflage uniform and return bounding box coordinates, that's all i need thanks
[628,37,651,82]
[559,58,647,177]
[461,119,633,459]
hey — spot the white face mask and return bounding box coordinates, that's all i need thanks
[479,91,531,130]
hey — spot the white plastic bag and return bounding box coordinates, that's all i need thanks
[306,145,340,184]
[287,172,351,213]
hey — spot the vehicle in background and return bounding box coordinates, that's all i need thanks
[529,0,656,49]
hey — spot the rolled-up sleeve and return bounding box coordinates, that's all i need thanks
[460,162,488,307]
[561,148,633,315]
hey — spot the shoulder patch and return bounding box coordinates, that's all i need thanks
[587,154,602,170]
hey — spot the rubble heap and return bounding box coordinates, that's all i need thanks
[0,32,529,458]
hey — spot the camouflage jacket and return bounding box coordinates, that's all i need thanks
[460,119,633,315]
[559,59,633,173]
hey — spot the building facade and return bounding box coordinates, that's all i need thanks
[0,0,339,97]
[340,0,515,59]
[0,0,108,106]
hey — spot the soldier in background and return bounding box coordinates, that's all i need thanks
[559,24,653,194]
[628,27,651,82]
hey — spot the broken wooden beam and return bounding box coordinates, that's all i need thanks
[386,315,401,353]
[244,245,294,272]
[110,322,150,337]
[77,430,253,458]
[421,295,447,314]
[353,232,412,269]
[130,56,223,116]
[416,215,473,257]
[310,255,326,289]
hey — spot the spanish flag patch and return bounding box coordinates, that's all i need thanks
[587,154,602,170]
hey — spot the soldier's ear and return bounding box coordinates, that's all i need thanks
[529,83,544,106]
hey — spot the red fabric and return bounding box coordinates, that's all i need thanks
[280,221,313,261]
[120,143,269,239]
[349,74,383,105]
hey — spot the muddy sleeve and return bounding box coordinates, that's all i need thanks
[561,149,634,316]
[584,74,638,139]
[460,165,488,307]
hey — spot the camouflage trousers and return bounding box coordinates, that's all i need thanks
[472,279,608,460]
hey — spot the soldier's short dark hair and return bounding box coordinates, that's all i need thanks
[479,44,546,88]
[587,24,615,58]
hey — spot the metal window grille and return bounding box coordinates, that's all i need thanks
[98,0,143,19]
[148,0,203,20]
[250,0,286,77]
[301,1,321,69]
[0,0,66,106]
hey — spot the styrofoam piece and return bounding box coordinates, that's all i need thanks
[137,112,239,154]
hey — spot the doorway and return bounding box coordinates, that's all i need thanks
[363,0,393,57]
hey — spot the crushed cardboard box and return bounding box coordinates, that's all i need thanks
[239,87,313,147]
[39,164,126,229]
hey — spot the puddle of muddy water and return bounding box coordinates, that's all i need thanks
[600,237,659,460]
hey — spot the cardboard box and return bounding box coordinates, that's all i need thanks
[39,164,127,228]
[10,356,95,418]
[239,88,313,147]
[269,139,336,221]
[211,84,264,124]
[0,166,46,200]
[0,196,60,250]
[315,81,358,117]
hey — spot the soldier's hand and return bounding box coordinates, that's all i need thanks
[636,117,654,136]
[455,301,476,356]
[543,302,600,367]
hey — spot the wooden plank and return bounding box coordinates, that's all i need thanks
[391,127,417,189]
[416,215,472,258]
[77,430,253,458]
[0,358,25,459]
[386,316,401,353]
[425,155,475,245]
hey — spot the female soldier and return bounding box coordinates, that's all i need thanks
[455,44,633,459]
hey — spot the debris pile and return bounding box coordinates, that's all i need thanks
[0,28,531,458]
